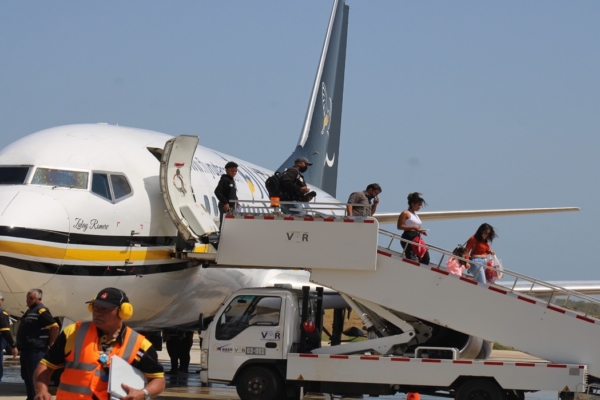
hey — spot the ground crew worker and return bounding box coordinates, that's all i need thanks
[0,292,18,383]
[33,287,165,400]
[16,289,59,400]
[164,329,194,374]
[164,329,182,374]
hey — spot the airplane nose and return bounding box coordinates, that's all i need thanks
[0,189,70,231]
[0,189,70,295]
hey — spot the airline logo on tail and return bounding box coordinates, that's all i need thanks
[321,82,336,167]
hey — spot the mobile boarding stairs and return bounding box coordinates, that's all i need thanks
[159,136,600,389]
[178,208,600,379]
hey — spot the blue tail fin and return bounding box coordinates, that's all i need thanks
[277,0,349,198]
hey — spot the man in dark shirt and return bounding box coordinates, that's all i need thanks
[214,161,239,228]
[279,157,314,215]
[16,289,59,400]
[346,183,382,217]
[0,292,18,383]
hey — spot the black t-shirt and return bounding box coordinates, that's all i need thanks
[16,303,58,349]
[214,174,238,208]
[280,168,307,201]
[0,307,15,349]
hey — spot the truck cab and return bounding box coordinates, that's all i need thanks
[200,287,319,399]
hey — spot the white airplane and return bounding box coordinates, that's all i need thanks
[0,0,582,357]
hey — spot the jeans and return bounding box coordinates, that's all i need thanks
[468,258,487,284]
[280,202,306,215]
[20,348,46,400]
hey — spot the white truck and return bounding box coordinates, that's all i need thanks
[199,285,587,400]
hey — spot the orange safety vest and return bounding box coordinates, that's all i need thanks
[56,321,145,400]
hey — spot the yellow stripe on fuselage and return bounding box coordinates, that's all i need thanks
[0,240,174,262]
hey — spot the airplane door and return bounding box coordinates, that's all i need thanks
[160,135,218,245]
[208,295,285,381]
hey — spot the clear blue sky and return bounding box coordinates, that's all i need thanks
[1,1,599,281]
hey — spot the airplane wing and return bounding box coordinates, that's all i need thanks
[499,280,600,296]
[373,207,580,225]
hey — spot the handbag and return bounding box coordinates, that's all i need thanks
[485,254,503,283]
[411,236,427,258]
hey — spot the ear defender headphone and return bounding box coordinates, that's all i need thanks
[87,289,134,320]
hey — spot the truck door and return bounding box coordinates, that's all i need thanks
[208,294,285,381]
[159,135,218,246]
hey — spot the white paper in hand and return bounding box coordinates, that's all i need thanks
[108,355,147,399]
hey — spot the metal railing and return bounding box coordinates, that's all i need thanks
[378,229,600,318]
[231,199,352,216]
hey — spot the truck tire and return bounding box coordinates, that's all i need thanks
[236,366,283,400]
[455,379,504,400]
[505,390,525,400]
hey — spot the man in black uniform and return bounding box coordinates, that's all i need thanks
[163,329,194,374]
[16,289,59,400]
[280,157,315,215]
[214,161,238,228]
[0,292,18,383]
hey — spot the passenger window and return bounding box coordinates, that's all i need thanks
[203,195,211,214]
[92,174,111,200]
[215,295,282,340]
[32,168,88,189]
[212,197,219,216]
[0,166,30,184]
[110,175,132,199]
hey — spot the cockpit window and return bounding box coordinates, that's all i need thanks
[110,175,132,199]
[92,174,111,200]
[91,172,132,203]
[0,166,30,184]
[31,168,88,189]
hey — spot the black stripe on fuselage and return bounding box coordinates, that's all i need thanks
[0,256,192,276]
[0,226,177,247]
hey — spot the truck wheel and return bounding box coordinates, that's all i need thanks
[236,366,283,400]
[505,390,525,400]
[455,379,503,400]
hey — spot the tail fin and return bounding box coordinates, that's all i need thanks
[277,0,349,197]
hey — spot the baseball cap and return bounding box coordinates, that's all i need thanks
[86,287,128,308]
[294,157,313,166]
[0,292,3,300]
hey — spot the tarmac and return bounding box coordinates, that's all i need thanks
[0,338,549,400]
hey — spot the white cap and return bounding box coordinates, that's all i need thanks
[0,292,3,299]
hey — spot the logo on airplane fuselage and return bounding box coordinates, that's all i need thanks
[73,218,109,232]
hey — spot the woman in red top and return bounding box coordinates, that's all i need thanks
[465,223,497,284]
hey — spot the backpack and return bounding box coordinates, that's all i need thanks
[265,171,283,198]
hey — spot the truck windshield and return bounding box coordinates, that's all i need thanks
[216,295,282,340]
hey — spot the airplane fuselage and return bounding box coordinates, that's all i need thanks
[0,124,330,327]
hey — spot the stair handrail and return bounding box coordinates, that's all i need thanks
[378,228,600,317]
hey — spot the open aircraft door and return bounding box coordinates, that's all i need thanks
[160,135,218,254]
